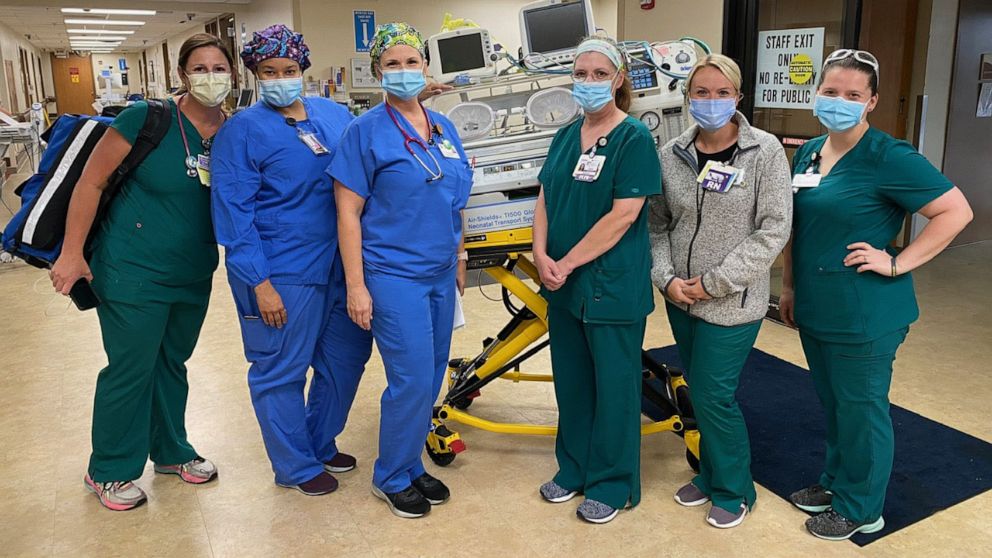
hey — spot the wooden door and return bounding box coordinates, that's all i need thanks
[4,60,18,112]
[50,54,96,115]
[859,0,919,139]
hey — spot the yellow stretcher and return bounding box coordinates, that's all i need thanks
[425,226,701,472]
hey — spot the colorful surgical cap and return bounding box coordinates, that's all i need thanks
[369,22,427,68]
[241,24,311,72]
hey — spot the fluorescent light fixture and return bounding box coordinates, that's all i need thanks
[70,42,122,47]
[62,8,156,16]
[69,35,127,41]
[68,29,136,35]
[64,19,146,26]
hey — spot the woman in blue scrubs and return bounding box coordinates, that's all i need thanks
[328,22,471,519]
[211,25,373,496]
[779,50,973,540]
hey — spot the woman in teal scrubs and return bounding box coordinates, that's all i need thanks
[533,37,661,524]
[780,50,973,541]
[49,34,234,511]
[329,22,471,519]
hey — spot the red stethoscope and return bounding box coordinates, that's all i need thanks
[385,101,445,183]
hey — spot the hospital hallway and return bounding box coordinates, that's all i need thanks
[1,174,990,558]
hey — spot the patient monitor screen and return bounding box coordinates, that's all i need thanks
[524,2,589,54]
[438,34,488,74]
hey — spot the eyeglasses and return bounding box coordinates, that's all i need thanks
[823,49,879,76]
[570,71,619,84]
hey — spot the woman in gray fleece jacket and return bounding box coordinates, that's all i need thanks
[648,54,792,528]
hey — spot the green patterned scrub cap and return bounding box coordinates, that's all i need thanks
[369,22,427,67]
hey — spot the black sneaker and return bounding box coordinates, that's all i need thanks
[805,509,885,541]
[411,472,450,505]
[789,484,833,513]
[372,484,431,518]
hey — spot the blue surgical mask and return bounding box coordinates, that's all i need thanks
[689,99,737,131]
[259,77,303,108]
[381,69,427,100]
[813,95,867,132]
[572,80,615,113]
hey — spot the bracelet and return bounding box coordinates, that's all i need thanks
[458,251,469,262]
[890,256,898,277]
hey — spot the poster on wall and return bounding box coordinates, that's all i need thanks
[754,27,824,110]
[354,10,376,53]
[351,57,379,88]
[69,67,80,84]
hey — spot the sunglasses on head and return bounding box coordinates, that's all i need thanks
[823,49,879,77]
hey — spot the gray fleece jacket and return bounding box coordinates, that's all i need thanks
[649,112,793,326]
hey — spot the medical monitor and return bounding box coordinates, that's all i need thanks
[519,0,595,66]
[428,28,498,83]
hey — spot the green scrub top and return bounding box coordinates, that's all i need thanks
[538,116,662,324]
[91,99,218,298]
[791,127,952,342]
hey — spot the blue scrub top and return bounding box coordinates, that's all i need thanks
[326,103,473,279]
[211,97,354,286]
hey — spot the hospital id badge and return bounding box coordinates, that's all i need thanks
[196,154,211,188]
[573,154,606,182]
[792,173,822,188]
[439,139,460,159]
[299,132,329,155]
[697,160,740,193]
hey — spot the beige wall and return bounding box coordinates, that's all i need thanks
[617,0,723,52]
[297,0,619,84]
[0,18,46,113]
[90,52,144,97]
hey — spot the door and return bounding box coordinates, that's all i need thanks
[50,54,96,115]
[858,0,919,140]
[4,60,19,112]
[162,43,172,92]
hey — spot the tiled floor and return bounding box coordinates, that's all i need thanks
[2,177,990,556]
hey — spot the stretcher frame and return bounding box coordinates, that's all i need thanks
[425,227,701,471]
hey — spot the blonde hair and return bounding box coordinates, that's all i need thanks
[685,54,743,98]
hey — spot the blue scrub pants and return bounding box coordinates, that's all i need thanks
[365,268,457,494]
[230,262,373,486]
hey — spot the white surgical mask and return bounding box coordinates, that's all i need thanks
[187,72,232,107]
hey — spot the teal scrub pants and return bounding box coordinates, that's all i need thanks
[666,303,761,513]
[548,304,646,510]
[799,327,908,524]
[88,277,211,483]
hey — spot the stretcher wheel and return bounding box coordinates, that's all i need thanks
[686,448,700,473]
[426,442,457,466]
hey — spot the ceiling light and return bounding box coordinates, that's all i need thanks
[64,19,146,26]
[68,29,136,35]
[69,35,127,41]
[70,42,122,47]
[62,8,156,16]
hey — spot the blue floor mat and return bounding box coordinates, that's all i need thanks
[645,345,992,546]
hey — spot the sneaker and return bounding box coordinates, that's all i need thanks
[372,484,431,518]
[277,471,338,496]
[411,472,449,505]
[674,482,710,507]
[323,452,357,474]
[789,484,833,513]
[805,509,885,541]
[706,503,748,529]
[84,474,147,512]
[539,480,578,503]
[154,457,218,484]
[576,499,619,524]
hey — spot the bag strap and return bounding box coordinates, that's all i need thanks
[105,98,171,196]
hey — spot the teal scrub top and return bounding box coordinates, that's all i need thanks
[92,99,218,298]
[791,127,952,342]
[538,116,662,324]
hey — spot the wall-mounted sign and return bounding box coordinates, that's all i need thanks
[754,27,824,110]
[69,67,80,84]
[354,10,375,53]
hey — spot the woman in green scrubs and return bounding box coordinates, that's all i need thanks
[50,34,235,511]
[780,50,973,540]
[532,37,661,524]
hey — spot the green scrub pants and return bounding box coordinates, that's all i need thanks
[666,303,761,513]
[799,327,908,524]
[87,279,210,483]
[547,304,646,510]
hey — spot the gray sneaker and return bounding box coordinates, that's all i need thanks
[576,499,619,524]
[154,457,218,484]
[84,474,147,512]
[789,484,833,513]
[674,482,710,507]
[539,480,578,503]
[806,510,884,541]
[706,503,748,529]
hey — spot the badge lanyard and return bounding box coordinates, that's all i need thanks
[385,102,445,183]
[573,137,608,182]
[285,116,329,155]
[176,96,221,186]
